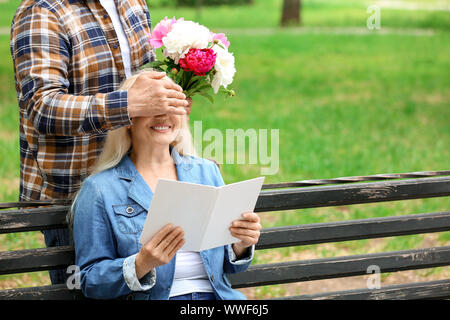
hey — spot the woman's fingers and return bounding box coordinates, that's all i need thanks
[230,226,260,238]
[230,212,261,247]
[230,228,258,247]
[231,220,261,231]
[168,237,186,257]
[148,223,175,248]
[241,211,260,222]
[156,226,183,251]
[231,233,256,246]
[163,228,185,254]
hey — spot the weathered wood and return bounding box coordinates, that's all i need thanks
[0,284,83,300]
[257,211,450,249]
[1,177,449,233]
[255,176,450,212]
[229,246,450,288]
[0,199,71,210]
[262,171,450,189]
[2,280,448,301]
[2,279,449,300]
[0,246,74,275]
[2,211,448,275]
[0,175,448,300]
[0,206,70,234]
[274,279,450,300]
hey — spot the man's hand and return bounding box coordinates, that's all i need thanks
[127,71,189,118]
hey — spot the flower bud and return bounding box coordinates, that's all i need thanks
[171,68,178,75]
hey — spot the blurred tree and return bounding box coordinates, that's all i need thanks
[281,0,301,26]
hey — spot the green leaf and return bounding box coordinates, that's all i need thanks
[197,92,215,104]
[186,79,210,96]
[144,60,166,69]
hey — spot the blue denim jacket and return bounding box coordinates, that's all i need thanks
[72,148,253,300]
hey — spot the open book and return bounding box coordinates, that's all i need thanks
[139,177,265,251]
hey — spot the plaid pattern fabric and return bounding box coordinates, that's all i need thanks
[10,0,155,201]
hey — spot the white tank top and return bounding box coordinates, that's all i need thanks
[169,249,213,297]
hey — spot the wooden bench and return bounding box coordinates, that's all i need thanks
[0,172,449,300]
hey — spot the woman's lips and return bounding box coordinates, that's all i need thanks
[150,125,172,133]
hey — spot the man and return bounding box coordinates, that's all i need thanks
[10,0,190,285]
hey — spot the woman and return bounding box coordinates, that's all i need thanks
[71,73,261,300]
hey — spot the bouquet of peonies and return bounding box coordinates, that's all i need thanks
[143,17,236,103]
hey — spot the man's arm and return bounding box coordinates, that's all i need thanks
[11,5,131,136]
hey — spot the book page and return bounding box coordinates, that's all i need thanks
[139,179,217,251]
[200,177,265,251]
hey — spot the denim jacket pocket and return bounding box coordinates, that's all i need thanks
[113,204,146,234]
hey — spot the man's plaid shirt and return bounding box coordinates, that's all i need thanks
[10,0,155,201]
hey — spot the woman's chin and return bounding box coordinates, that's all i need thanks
[146,130,176,145]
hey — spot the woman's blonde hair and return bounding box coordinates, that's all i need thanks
[68,70,195,228]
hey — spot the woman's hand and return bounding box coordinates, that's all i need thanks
[135,224,185,279]
[230,212,262,258]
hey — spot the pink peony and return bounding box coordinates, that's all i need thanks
[179,48,217,76]
[148,16,184,49]
[211,32,230,49]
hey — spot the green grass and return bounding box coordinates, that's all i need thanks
[0,32,19,203]
[147,0,450,30]
[0,0,449,295]
[201,32,450,183]
[2,0,450,29]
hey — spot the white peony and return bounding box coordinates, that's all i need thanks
[162,21,212,63]
[211,44,236,94]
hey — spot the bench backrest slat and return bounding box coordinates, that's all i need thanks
[257,211,450,249]
[256,176,450,212]
[228,246,450,288]
[277,279,450,300]
[0,206,69,234]
[0,284,83,300]
[0,246,74,275]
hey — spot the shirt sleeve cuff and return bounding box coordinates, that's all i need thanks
[123,253,156,291]
[227,244,254,265]
[104,90,131,129]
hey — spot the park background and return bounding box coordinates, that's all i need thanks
[0,0,448,298]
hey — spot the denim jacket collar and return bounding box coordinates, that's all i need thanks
[114,146,193,210]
